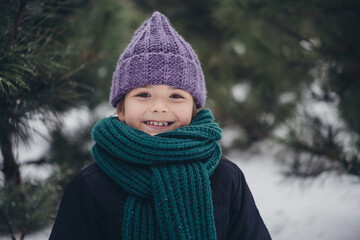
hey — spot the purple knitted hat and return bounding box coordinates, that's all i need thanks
[109,11,206,108]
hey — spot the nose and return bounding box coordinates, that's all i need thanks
[150,99,169,113]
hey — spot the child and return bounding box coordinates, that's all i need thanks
[49,11,271,240]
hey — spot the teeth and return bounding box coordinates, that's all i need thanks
[146,121,169,126]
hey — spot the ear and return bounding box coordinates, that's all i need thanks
[116,102,125,121]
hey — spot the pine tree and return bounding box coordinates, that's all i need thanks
[217,0,360,177]
[0,1,90,238]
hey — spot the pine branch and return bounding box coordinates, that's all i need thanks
[7,0,27,50]
[0,207,16,240]
[21,157,49,166]
[84,11,111,61]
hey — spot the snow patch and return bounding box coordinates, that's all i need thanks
[226,149,360,240]
[232,83,250,102]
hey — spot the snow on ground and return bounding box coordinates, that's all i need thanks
[1,106,360,240]
[226,149,360,240]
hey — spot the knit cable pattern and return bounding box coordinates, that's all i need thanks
[110,11,206,108]
[91,109,222,239]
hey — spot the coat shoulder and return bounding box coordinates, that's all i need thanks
[74,163,128,216]
[210,156,244,205]
[216,157,244,177]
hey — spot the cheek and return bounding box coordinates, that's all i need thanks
[181,116,192,127]
[120,101,144,127]
[175,104,194,125]
[117,110,125,121]
[124,111,141,126]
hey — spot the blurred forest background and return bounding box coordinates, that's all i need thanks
[1,0,360,239]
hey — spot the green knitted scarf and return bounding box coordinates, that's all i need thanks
[91,109,222,240]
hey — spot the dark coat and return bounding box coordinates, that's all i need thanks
[49,157,271,240]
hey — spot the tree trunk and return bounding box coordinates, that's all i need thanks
[1,136,21,185]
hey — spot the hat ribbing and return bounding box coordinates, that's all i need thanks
[109,11,206,108]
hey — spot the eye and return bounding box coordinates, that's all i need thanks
[170,94,184,99]
[136,93,150,98]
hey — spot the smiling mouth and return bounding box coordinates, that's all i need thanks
[144,121,174,126]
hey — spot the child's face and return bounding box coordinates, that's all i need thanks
[117,85,195,136]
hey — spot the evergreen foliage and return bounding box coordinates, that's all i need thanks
[0,180,59,239]
[48,123,94,188]
[0,0,96,238]
[0,0,82,184]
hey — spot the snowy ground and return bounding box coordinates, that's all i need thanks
[1,107,360,240]
[227,150,360,240]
